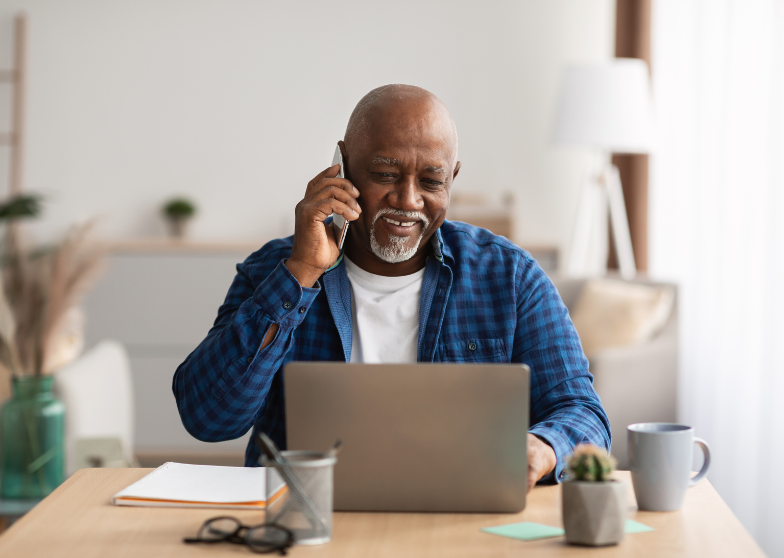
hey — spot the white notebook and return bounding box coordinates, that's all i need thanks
[112,462,287,510]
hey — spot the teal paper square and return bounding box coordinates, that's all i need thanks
[625,519,655,533]
[481,522,565,541]
[481,519,654,542]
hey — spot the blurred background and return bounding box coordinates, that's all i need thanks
[0,1,781,555]
[0,0,612,245]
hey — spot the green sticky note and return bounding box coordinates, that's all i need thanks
[625,519,654,533]
[481,522,565,541]
[482,519,654,542]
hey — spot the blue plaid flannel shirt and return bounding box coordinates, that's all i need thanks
[173,220,611,482]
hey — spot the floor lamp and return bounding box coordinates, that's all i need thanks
[554,58,653,280]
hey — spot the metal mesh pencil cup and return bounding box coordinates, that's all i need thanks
[261,450,337,545]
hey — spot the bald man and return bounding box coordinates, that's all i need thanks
[173,85,610,490]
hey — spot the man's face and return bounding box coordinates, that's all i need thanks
[342,99,460,273]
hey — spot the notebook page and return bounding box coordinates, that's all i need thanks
[113,462,268,504]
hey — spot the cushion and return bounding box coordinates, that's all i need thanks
[569,279,675,358]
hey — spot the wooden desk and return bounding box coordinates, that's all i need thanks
[0,469,765,557]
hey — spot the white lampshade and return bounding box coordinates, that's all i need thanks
[553,58,653,154]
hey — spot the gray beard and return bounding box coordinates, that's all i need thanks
[369,210,429,263]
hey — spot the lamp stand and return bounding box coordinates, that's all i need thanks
[566,164,637,280]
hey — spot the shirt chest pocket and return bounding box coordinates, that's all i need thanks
[437,338,507,363]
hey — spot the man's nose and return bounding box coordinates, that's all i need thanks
[388,177,424,211]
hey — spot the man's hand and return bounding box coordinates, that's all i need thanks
[286,164,362,288]
[527,433,557,492]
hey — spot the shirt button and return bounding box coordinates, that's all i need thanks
[283,301,292,310]
[247,356,253,364]
[299,306,307,314]
[468,342,477,351]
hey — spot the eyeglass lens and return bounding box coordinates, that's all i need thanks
[199,517,242,540]
[246,524,293,551]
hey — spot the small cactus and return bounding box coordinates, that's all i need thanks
[566,444,616,482]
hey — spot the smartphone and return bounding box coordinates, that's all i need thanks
[331,144,350,250]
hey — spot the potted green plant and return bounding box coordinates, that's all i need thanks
[162,197,196,239]
[561,444,626,546]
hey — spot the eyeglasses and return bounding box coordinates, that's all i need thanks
[183,516,295,555]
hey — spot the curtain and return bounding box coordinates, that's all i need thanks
[650,1,784,555]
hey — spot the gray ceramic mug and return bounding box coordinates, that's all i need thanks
[628,423,711,511]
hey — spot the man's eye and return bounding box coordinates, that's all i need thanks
[372,172,397,181]
[421,179,445,189]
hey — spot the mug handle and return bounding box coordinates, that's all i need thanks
[690,437,711,486]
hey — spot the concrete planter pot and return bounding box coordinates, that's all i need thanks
[166,216,190,239]
[562,480,626,546]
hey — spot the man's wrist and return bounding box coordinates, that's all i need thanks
[529,428,570,483]
[285,258,325,288]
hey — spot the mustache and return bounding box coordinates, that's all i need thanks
[372,208,430,230]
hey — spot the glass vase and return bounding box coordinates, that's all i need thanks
[1,376,65,499]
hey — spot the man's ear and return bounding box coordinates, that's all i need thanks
[338,140,348,165]
[452,161,462,181]
[338,140,351,181]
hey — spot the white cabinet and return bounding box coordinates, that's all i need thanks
[82,243,262,461]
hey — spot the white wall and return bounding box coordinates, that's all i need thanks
[82,251,255,455]
[0,0,614,253]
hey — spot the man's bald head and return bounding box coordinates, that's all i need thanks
[344,84,458,162]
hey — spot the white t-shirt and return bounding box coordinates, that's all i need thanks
[344,256,425,363]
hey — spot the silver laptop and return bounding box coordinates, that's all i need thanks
[284,362,530,513]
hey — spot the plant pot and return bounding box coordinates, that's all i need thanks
[562,480,626,546]
[166,217,190,239]
[1,376,65,499]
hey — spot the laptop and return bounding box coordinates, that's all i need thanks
[283,362,530,513]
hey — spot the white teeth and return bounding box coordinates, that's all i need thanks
[383,216,417,227]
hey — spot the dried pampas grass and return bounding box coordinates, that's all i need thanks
[0,222,105,378]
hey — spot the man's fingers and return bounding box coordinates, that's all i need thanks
[527,468,538,493]
[324,199,360,221]
[308,185,362,213]
[306,164,342,193]
[311,176,359,198]
[303,198,360,222]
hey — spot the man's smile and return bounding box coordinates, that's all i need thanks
[381,216,417,227]
[373,209,429,242]
[379,215,423,236]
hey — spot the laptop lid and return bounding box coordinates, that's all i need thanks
[284,362,530,513]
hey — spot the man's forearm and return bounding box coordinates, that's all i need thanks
[173,315,278,442]
[512,259,611,483]
[172,259,319,442]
